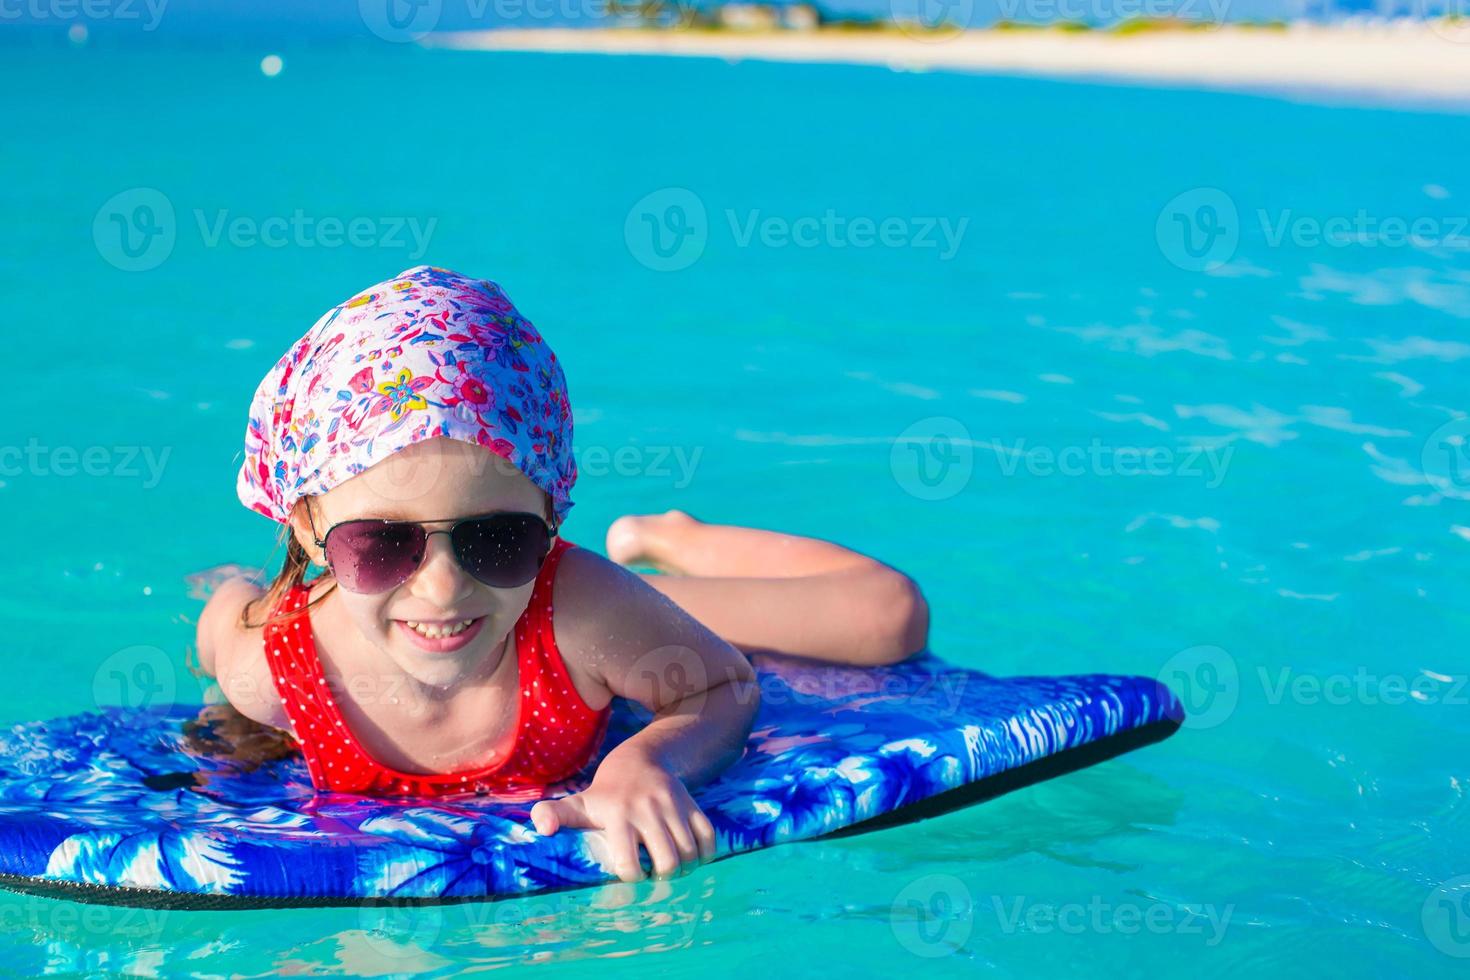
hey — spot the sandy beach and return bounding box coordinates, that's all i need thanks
[429,23,1470,107]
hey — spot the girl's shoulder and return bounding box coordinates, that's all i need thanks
[203,579,293,734]
[548,544,717,709]
[545,544,617,712]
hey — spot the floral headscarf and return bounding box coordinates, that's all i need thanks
[237,265,576,525]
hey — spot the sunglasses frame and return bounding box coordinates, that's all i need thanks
[305,506,560,593]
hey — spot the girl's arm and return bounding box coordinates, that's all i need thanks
[197,578,261,677]
[196,579,290,730]
[531,550,760,882]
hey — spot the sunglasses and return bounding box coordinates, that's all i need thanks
[307,509,558,594]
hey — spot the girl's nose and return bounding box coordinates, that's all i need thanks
[408,532,474,607]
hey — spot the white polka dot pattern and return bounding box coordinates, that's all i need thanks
[262,538,608,798]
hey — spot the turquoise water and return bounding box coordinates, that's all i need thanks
[3,36,1469,977]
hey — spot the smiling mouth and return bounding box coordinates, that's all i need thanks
[394,615,488,652]
[403,619,477,639]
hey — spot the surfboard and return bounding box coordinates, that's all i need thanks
[0,652,1181,908]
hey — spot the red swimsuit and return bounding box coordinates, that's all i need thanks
[263,537,610,798]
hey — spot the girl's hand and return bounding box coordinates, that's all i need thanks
[529,755,718,882]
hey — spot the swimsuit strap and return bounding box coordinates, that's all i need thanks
[262,537,608,797]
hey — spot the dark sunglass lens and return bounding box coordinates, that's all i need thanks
[325,522,425,593]
[452,514,550,589]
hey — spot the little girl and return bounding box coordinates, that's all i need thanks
[197,265,929,883]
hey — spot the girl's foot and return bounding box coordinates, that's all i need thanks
[606,510,700,573]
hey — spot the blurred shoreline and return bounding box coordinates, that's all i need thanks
[428,23,1470,106]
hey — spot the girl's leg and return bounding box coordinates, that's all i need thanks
[605,511,928,667]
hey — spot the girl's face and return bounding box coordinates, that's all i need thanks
[289,437,551,692]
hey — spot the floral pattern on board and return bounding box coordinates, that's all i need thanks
[0,654,1182,905]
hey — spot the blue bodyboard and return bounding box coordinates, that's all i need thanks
[0,653,1181,907]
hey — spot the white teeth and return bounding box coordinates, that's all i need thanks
[405,619,474,639]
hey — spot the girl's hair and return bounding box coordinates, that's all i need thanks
[237,490,557,632]
[239,497,336,632]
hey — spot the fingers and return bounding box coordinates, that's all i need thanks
[608,823,646,883]
[530,794,594,836]
[532,789,719,883]
[666,808,700,867]
[529,800,559,836]
[690,808,718,863]
[639,819,681,879]
[608,812,691,882]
